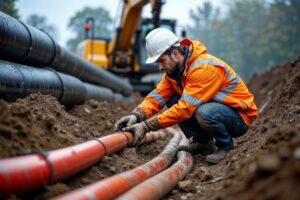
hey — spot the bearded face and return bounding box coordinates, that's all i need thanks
[156,53,180,76]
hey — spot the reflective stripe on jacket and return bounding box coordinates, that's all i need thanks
[138,39,258,128]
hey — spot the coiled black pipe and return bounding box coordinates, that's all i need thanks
[0,11,133,96]
[0,60,133,106]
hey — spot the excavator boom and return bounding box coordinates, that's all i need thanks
[108,0,164,54]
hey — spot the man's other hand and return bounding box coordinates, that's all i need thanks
[122,122,149,145]
[113,115,138,132]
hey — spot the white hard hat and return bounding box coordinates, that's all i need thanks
[145,28,179,64]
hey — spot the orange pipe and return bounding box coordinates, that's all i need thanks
[52,129,181,200]
[117,136,193,200]
[0,131,166,197]
[0,154,51,195]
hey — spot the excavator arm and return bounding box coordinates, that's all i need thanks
[108,0,165,70]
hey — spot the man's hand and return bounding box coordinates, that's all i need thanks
[122,122,149,145]
[113,114,138,132]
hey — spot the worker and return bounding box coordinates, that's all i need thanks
[114,28,258,164]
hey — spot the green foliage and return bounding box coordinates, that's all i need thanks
[188,0,300,81]
[26,14,59,41]
[67,6,112,52]
[0,0,19,18]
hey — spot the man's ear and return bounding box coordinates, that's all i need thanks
[171,51,179,62]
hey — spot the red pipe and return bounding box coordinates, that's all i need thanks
[117,136,193,200]
[52,129,181,200]
[0,131,166,197]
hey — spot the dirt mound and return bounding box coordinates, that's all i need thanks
[209,56,300,200]
[0,94,139,158]
[0,94,84,158]
[247,63,287,108]
[231,127,300,200]
[165,56,300,200]
[0,56,299,199]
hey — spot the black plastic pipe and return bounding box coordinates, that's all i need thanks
[0,11,133,96]
[0,60,133,106]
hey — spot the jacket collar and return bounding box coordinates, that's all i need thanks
[180,38,207,74]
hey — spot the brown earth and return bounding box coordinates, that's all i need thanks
[0,56,299,200]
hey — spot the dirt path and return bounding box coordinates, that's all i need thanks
[1,56,299,200]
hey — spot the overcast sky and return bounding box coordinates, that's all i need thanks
[16,0,226,47]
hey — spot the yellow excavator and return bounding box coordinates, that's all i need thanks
[77,0,177,94]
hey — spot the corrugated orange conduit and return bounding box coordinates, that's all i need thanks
[117,135,193,200]
[52,128,182,200]
[0,131,167,197]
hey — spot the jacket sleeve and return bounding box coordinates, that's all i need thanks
[157,65,225,128]
[137,73,175,119]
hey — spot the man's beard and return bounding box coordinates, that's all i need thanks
[166,63,180,77]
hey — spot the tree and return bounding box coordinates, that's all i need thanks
[26,14,59,41]
[186,0,300,81]
[188,1,220,41]
[222,0,268,79]
[0,0,19,18]
[67,6,112,52]
[266,0,300,66]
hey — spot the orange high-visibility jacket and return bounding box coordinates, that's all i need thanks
[138,39,258,128]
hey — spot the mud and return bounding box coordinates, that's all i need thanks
[0,56,299,200]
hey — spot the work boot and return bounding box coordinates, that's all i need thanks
[178,140,216,155]
[205,147,232,165]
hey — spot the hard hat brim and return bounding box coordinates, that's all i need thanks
[145,54,161,64]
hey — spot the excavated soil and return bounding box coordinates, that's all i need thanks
[1,56,299,200]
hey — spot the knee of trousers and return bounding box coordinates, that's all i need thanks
[195,104,218,129]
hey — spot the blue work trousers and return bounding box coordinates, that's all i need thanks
[166,94,248,149]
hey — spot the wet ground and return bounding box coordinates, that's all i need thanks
[0,56,299,200]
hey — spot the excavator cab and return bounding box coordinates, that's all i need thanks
[130,18,176,94]
[138,18,176,73]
